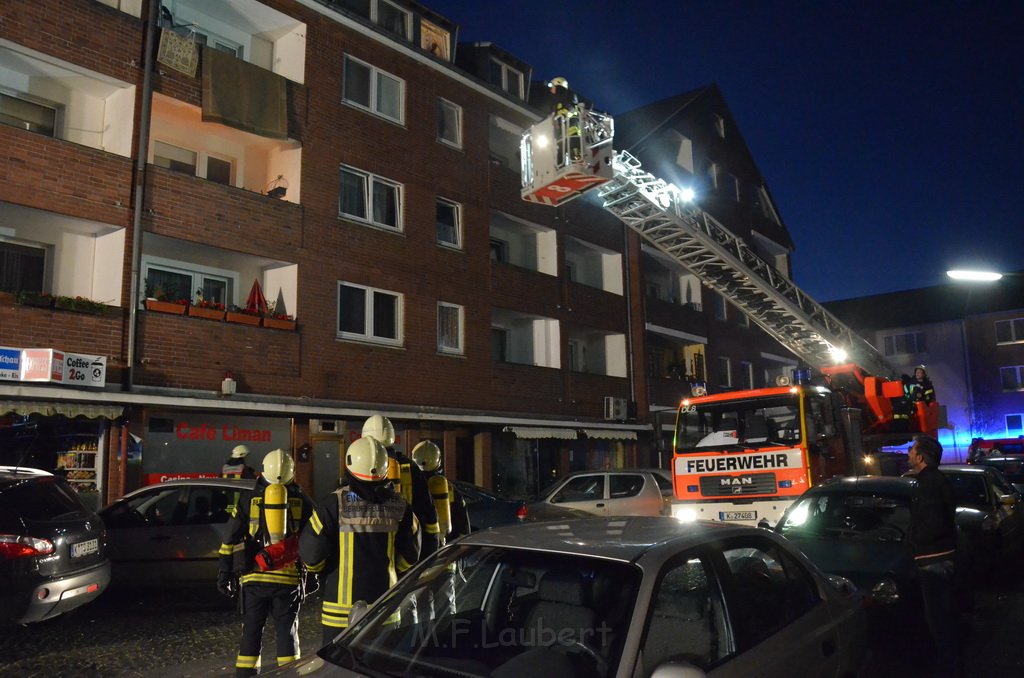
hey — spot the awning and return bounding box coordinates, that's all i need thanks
[582,428,638,441]
[504,426,577,440]
[0,400,124,420]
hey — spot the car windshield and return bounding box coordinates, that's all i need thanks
[676,394,802,452]
[778,492,910,542]
[320,544,641,677]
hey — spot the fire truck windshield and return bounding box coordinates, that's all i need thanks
[676,394,802,453]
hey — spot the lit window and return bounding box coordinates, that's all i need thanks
[343,55,404,124]
[339,165,402,231]
[436,199,461,248]
[153,141,197,176]
[437,302,464,354]
[437,98,462,148]
[338,281,402,345]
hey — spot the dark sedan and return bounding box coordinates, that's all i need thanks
[450,480,524,531]
[938,464,1024,570]
[968,455,1024,494]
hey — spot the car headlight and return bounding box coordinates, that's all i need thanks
[868,578,900,605]
[673,506,698,522]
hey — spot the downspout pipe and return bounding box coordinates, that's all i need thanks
[124,0,159,391]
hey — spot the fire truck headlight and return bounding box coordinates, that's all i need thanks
[673,506,699,523]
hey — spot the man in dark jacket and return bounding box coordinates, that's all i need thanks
[300,436,420,646]
[906,434,963,677]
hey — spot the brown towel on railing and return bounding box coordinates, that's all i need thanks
[201,45,287,139]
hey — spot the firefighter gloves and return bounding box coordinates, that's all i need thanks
[217,571,239,598]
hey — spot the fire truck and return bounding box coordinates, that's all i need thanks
[520,101,940,527]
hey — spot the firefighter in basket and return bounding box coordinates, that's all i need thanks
[411,440,471,545]
[299,436,421,646]
[222,444,257,479]
[217,449,317,677]
[548,76,582,164]
[361,415,440,557]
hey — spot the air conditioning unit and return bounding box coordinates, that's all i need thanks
[603,396,628,421]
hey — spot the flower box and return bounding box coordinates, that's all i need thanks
[17,292,55,309]
[226,310,262,326]
[187,305,225,321]
[54,296,115,315]
[262,316,297,331]
[145,299,187,315]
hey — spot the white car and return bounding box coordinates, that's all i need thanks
[523,469,673,521]
[267,517,867,677]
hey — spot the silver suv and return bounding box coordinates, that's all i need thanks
[524,468,672,521]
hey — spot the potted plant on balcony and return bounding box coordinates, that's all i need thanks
[263,311,296,331]
[53,295,114,315]
[186,289,226,321]
[226,304,262,326]
[15,290,55,309]
[143,278,188,315]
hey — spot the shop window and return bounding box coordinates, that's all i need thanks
[0,240,47,293]
[437,301,464,355]
[339,165,402,231]
[0,89,60,137]
[437,98,462,148]
[338,281,402,345]
[342,55,404,123]
[436,198,460,248]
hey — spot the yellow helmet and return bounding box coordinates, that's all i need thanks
[262,449,294,484]
[548,76,569,89]
[411,441,442,473]
[230,444,250,459]
[346,436,389,481]
[362,415,396,447]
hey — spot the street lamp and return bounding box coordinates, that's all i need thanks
[946,269,1003,282]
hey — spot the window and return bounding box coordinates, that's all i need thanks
[491,326,508,362]
[552,475,604,503]
[712,293,727,321]
[342,55,404,123]
[206,155,233,185]
[995,318,1024,344]
[1000,366,1024,391]
[375,0,410,40]
[487,58,524,99]
[674,133,694,173]
[142,261,231,306]
[193,30,244,59]
[436,199,461,248]
[0,241,46,293]
[338,281,402,345]
[718,356,731,388]
[1007,414,1023,436]
[153,141,197,175]
[728,174,741,202]
[437,98,461,148]
[883,332,927,356]
[609,474,644,499]
[0,89,60,137]
[568,339,586,372]
[705,160,718,190]
[437,302,464,355]
[420,17,450,59]
[339,166,402,231]
[488,115,522,168]
[489,238,508,263]
[713,113,726,138]
[739,361,754,390]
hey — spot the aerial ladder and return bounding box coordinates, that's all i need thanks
[521,104,938,436]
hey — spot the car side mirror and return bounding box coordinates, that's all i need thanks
[1000,494,1017,507]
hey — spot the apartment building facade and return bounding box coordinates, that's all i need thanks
[0,0,798,504]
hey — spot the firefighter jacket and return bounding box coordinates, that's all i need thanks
[907,376,936,404]
[299,474,420,630]
[424,470,471,542]
[218,477,316,587]
[221,458,257,479]
[389,448,440,556]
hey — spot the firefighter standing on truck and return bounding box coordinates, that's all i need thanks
[222,444,257,479]
[299,436,420,646]
[218,449,316,677]
[411,440,471,544]
[361,415,440,557]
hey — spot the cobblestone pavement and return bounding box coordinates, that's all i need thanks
[3,576,1023,677]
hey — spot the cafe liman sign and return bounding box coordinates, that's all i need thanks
[6,347,107,388]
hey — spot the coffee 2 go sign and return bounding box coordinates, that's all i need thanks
[0,347,107,388]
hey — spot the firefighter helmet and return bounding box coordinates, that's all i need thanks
[262,449,294,485]
[231,444,250,459]
[346,436,389,481]
[411,441,442,473]
[362,415,396,447]
[548,76,569,90]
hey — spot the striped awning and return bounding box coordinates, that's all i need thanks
[0,400,124,420]
[582,428,638,441]
[504,426,578,440]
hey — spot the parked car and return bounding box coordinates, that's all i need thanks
[967,437,1024,463]
[450,480,525,531]
[966,455,1024,494]
[267,517,867,677]
[99,478,256,585]
[0,466,110,625]
[776,476,974,627]
[938,464,1024,569]
[523,469,672,521]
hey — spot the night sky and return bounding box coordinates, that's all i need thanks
[425,0,1024,301]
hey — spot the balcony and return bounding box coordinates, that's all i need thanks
[565,236,622,295]
[491,308,560,369]
[566,327,627,378]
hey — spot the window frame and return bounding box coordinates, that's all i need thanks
[373,0,411,41]
[0,238,49,294]
[0,86,62,137]
[437,301,464,355]
[883,331,927,356]
[437,97,462,149]
[338,165,403,232]
[1000,365,1024,392]
[995,318,1024,344]
[337,281,403,346]
[141,256,236,307]
[436,198,462,249]
[718,356,732,388]
[342,54,405,124]
[152,139,236,186]
[487,58,524,99]
[1007,413,1024,436]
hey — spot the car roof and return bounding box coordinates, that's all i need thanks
[809,475,916,495]
[939,464,989,474]
[117,477,258,498]
[457,516,769,562]
[0,465,53,478]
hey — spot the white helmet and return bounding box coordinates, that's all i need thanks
[411,441,442,473]
[346,436,389,481]
[362,415,395,447]
[548,76,569,89]
[231,444,250,459]
[262,449,294,485]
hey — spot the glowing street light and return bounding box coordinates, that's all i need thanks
[946,269,1003,282]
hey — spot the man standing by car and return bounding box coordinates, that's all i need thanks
[218,449,317,677]
[299,436,420,646]
[411,440,471,544]
[222,444,257,479]
[906,434,963,678]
